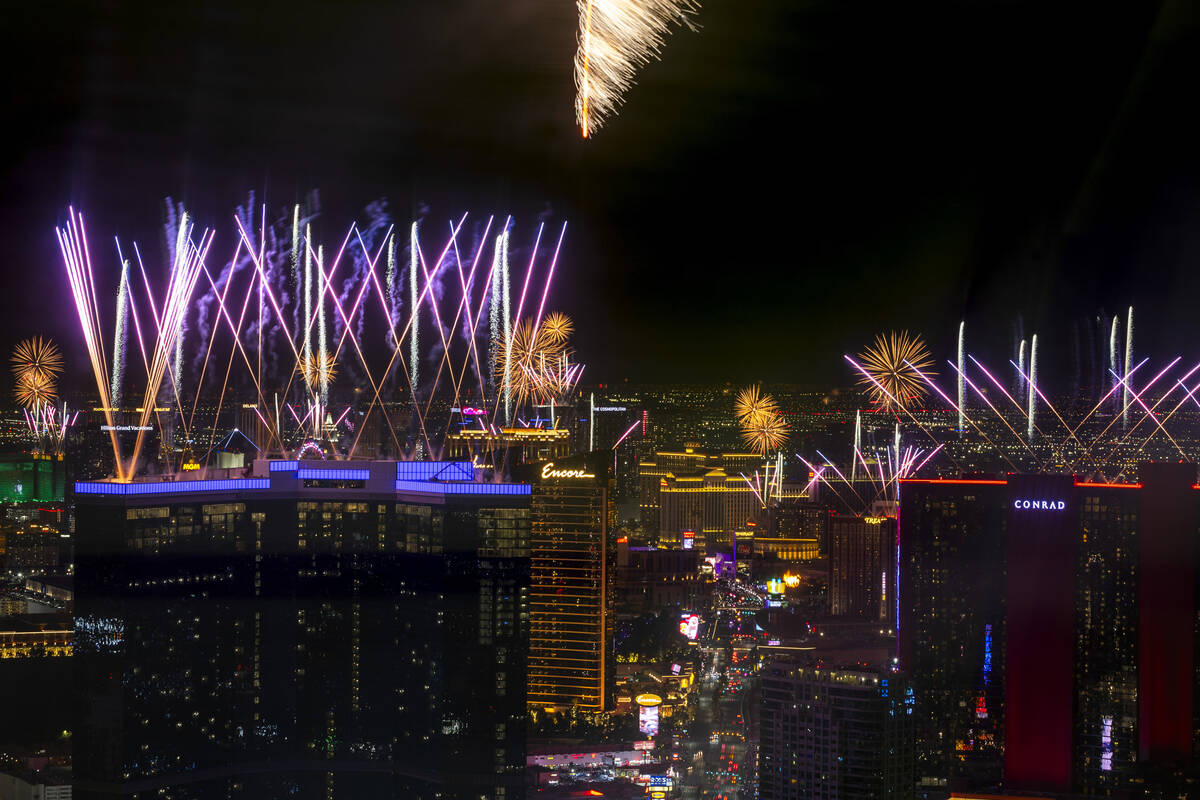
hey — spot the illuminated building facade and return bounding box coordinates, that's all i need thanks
[637,447,760,541]
[828,515,895,626]
[73,460,531,800]
[898,466,1200,796]
[523,454,614,712]
[0,453,65,503]
[759,662,914,799]
[446,426,570,470]
[615,539,709,614]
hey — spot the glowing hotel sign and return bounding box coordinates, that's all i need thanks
[541,462,596,480]
[1012,499,1066,510]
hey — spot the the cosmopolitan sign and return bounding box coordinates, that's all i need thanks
[1012,499,1066,510]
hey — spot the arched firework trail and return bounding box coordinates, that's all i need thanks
[574,0,701,137]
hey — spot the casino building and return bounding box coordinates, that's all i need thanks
[73,460,532,800]
[898,464,1200,797]
[522,453,615,713]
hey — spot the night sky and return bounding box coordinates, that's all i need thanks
[2,0,1199,389]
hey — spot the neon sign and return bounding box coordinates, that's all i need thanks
[1012,499,1065,510]
[541,462,596,480]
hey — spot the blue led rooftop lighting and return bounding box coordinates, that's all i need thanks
[269,460,300,472]
[297,468,371,482]
[75,478,271,496]
[395,461,475,481]
[394,479,529,496]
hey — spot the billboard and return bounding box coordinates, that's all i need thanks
[678,613,700,640]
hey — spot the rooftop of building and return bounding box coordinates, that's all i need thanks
[73,459,533,501]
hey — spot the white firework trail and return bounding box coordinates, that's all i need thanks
[1017,338,1027,403]
[317,245,328,406]
[385,232,396,349]
[291,205,301,337]
[957,320,966,432]
[1109,315,1120,403]
[574,0,701,137]
[1027,333,1038,440]
[851,409,861,481]
[303,224,313,367]
[488,220,508,394]
[171,212,190,396]
[1123,306,1133,430]
[111,258,130,408]
[501,227,512,423]
[410,221,419,396]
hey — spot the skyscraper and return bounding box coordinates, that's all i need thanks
[73,460,531,800]
[828,514,896,626]
[524,454,613,713]
[898,465,1199,796]
[759,661,914,799]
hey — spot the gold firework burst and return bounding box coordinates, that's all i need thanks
[12,337,64,386]
[539,312,574,346]
[298,352,337,392]
[14,372,57,409]
[856,331,935,411]
[735,383,778,424]
[740,411,789,456]
[495,313,579,409]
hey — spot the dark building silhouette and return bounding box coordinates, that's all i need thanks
[73,460,531,800]
[898,465,1199,796]
[828,514,896,626]
[759,661,914,799]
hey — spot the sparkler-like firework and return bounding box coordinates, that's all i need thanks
[56,202,578,479]
[493,314,583,409]
[12,337,64,388]
[734,384,788,457]
[740,412,789,457]
[856,331,935,411]
[574,0,701,137]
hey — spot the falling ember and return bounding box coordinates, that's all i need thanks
[574,0,701,137]
[856,331,935,412]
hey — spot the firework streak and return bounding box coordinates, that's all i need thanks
[56,205,579,479]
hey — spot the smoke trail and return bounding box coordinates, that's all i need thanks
[1027,334,1038,439]
[291,205,301,344]
[1122,306,1133,430]
[1109,315,1120,410]
[303,224,313,370]
[111,259,130,408]
[1017,339,1027,404]
[409,221,419,397]
[171,212,190,396]
[957,321,965,433]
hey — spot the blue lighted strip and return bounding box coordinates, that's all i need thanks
[269,460,299,472]
[394,479,529,496]
[395,461,475,482]
[75,478,270,496]
[297,468,370,482]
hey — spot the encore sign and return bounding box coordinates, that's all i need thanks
[541,462,596,480]
[1012,499,1066,510]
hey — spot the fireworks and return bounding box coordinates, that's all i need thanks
[298,352,338,393]
[734,383,779,424]
[574,0,701,137]
[494,314,582,409]
[14,371,57,409]
[12,336,64,387]
[856,331,935,411]
[56,202,577,478]
[740,411,788,457]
